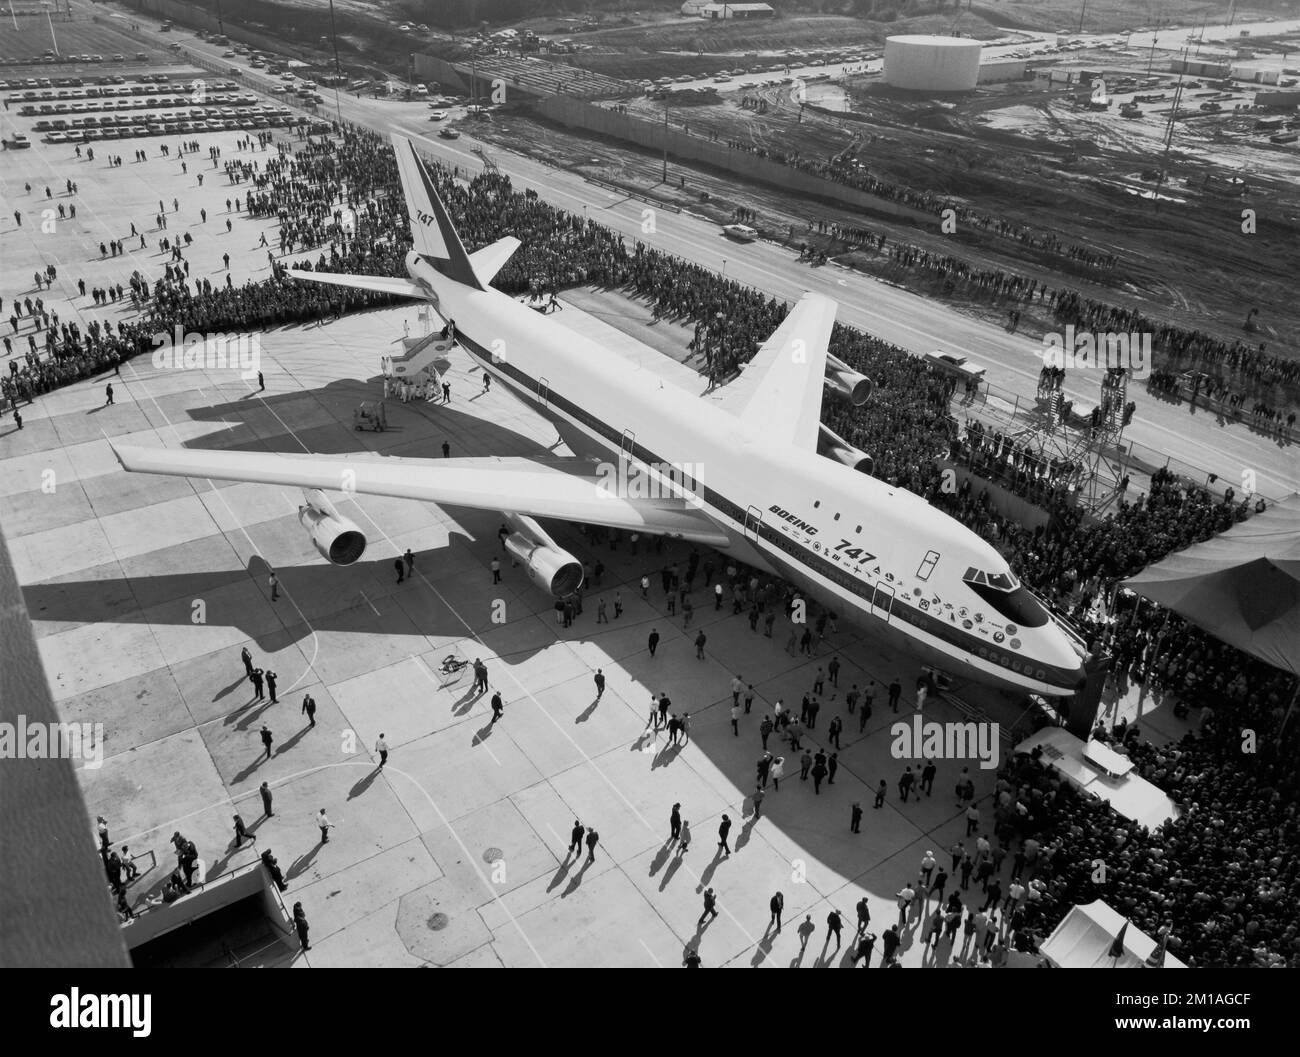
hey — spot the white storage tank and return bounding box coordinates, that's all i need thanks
[884,35,982,91]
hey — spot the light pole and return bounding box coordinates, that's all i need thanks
[216,0,225,36]
[42,2,59,56]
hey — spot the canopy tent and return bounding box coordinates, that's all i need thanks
[1040,900,1187,969]
[1123,492,1300,678]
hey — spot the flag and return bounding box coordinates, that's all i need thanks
[1145,925,1169,968]
[1109,920,1129,959]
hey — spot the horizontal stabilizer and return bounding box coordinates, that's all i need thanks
[286,269,427,299]
[469,236,521,287]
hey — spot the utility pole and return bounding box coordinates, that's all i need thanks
[1152,45,1189,215]
[215,0,225,36]
[662,97,668,183]
[1077,0,1088,34]
[327,0,344,126]
[1145,21,1161,77]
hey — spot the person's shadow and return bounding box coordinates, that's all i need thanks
[576,697,600,723]
[286,843,321,881]
[647,841,672,878]
[213,673,247,703]
[546,854,574,893]
[274,725,311,756]
[650,742,682,770]
[560,855,593,898]
[735,812,758,853]
[696,851,724,891]
[657,852,684,892]
[347,768,380,801]
[750,922,777,967]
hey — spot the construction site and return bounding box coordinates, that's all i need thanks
[377,4,1300,420]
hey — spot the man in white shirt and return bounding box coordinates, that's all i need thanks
[375,734,389,768]
[896,885,916,927]
[317,809,333,844]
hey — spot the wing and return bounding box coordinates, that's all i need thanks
[712,293,837,449]
[110,445,731,546]
[286,269,428,299]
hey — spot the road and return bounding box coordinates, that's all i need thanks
[115,6,1300,500]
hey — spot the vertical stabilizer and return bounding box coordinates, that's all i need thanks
[391,133,483,290]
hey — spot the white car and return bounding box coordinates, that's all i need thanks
[428,111,447,121]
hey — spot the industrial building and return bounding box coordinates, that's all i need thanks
[682,2,775,18]
[883,35,982,92]
[977,58,1028,85]
[1172,58,1231,79]
[1256,88,1300,109]
[1232,66,1280,85]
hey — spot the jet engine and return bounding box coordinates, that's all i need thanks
[823,354,873,406]
[817,424,874,475]
[298,489,367,566]
[502,513,584,598]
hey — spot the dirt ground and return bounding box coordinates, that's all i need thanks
[463,22,1299,415]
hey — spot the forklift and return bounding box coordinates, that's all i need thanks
[352,400,388,432]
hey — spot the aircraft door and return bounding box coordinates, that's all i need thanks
[537,376,549,407]
[743,505,762,543]
[620,429,635,462]
[872,581,894,623]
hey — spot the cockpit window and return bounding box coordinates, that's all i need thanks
[964,568,1019,591]
[964,568,1046,627]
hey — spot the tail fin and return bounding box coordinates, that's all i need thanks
[391,133,483,291]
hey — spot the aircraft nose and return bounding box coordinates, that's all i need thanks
[1047,627,1089,691]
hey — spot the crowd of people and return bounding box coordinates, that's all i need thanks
[1053,288,1300,413]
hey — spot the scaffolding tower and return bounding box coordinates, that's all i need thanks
[966,369,1132,517]
[471,146,499,174]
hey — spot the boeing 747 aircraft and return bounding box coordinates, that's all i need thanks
[113,134,1088,697]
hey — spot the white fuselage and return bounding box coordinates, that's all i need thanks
[415,253,1087,697]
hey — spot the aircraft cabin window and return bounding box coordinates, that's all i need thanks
[855,525,862,533]
[833,513,840,521]
[813,500,821,508]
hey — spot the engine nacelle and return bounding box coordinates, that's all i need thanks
[824,356,873,406]
[499,513,585,597]
[817,424,874,475]
[298,489,367,566]
[504,533,585,597]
